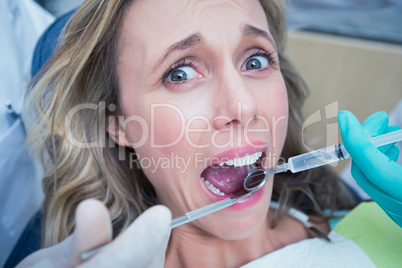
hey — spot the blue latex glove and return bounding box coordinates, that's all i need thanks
[338,110,402,228]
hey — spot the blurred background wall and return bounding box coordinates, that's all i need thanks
[287,32,402,172]
[284,1,402,174]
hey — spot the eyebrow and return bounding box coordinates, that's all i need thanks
[153,33,204,72]
[240,24,276,49]
[153,24,275,72]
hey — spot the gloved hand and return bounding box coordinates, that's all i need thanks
[338,110,402,228]
[17,199,172,267]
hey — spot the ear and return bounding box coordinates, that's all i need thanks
[107,116,130,147]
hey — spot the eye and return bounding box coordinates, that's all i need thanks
[167,66,198,82]
[243,55,269,71]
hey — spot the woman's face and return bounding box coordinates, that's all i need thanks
[112,0,288,239]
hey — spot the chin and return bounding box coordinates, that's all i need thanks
[216,211,269,240]
[193,185,272,241]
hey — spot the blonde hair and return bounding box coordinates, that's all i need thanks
[25,0,353,247]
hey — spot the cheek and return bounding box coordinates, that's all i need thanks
[276,91,289,150]
[259,80,289,148]
[150,106,187,147]
[267,80,288,116]
[279,85,289,134]
[123,105,187,149]
[122,105,190,196]
[273,92,289,148]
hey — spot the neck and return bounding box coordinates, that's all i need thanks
[165,209,311,267]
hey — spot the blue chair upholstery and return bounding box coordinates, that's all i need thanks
[31,9,76,78]
[4,212,42,268]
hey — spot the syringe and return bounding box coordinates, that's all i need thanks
[266,129,402,175]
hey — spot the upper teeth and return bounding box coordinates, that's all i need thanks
[219,152,262,167]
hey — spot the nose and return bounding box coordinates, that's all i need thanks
[213,66,260,130]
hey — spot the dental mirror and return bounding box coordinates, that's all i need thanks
[243,168,268,192]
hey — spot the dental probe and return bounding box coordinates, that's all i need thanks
[239,129,402,188]
[80,176,267,261]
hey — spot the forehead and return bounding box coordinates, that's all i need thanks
[119,0,269,53]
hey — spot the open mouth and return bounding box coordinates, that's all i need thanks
[200,152,263,197]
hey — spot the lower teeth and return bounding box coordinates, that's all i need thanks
[201,177,225,196]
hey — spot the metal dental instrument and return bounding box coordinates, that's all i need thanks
[170,191,253,229]
[81,173,266,261]
[237,129,402,189]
